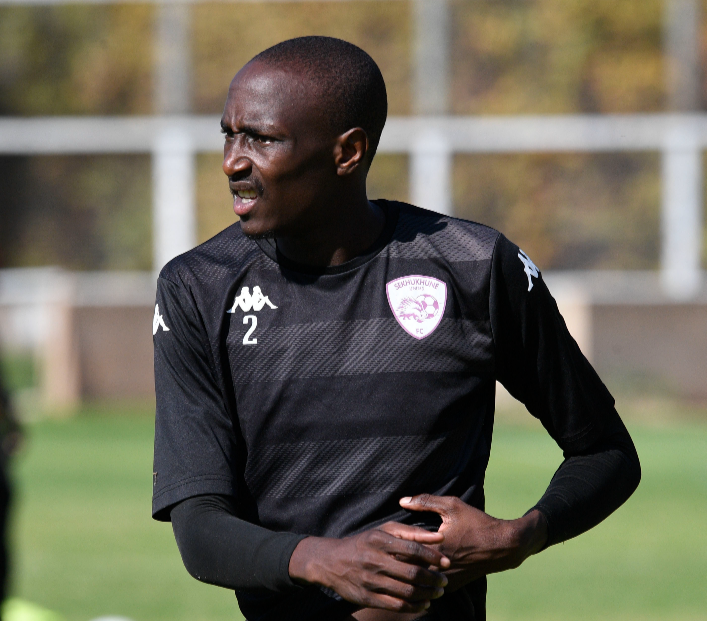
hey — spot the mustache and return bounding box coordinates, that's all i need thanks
[229,176,265,196]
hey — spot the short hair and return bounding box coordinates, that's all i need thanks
[251,36,388,161]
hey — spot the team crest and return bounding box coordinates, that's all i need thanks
[386,275,447,340]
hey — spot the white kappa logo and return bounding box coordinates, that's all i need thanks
[227,286,278,313]
[386,275,447,340]
[153,304,170,335]
[518,249,539,291]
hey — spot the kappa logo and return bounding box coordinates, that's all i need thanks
[153,304,170,335]
[227,286,278,314]
[386,275,447,340]
[518,249,539,292]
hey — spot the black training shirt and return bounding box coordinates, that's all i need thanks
[153,201,615,619]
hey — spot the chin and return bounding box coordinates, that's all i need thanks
[240,217,276,240]
[244,230,276,240]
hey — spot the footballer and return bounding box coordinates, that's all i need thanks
[152,36,640,621]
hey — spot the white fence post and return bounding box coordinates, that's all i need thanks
[152,2,196,272]
[410,129,453,217]
[661,0,703,298]
[664,0,701,112]
[410,0,453,216]
[661,120,703,299]
[152,125,196,272]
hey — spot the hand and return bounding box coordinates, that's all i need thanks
[400,495,547,591]
[289,522,451,613]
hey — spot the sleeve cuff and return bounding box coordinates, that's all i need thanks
[152,475,234,522]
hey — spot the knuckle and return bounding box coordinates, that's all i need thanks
[361,550,379,570]
[405,540,421,555]
[369,530,386,545]
[360,575,376,590]
[401,583,416,600]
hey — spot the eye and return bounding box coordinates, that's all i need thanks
[249,132,273,145]
[220,126,234,139]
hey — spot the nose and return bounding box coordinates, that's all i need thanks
[223,139,252,178]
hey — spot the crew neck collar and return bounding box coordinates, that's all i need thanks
[253,200,399,275]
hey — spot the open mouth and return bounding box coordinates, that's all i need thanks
[231,186,260,217]
[236,189,257,203]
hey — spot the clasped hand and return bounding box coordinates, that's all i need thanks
[289,521,450,614]
[289,495,547,613]
[400,494,547,592]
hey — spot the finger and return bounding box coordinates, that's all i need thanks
[384,536,451,570]
[400,494,456,518]
[382,556,449,588]
[359,592,431,614]
[378,522,444,543]
[367,573,445,603]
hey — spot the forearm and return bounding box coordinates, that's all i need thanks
[530,409,641,547]
[170,494,306,593]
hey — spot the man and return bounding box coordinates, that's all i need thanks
[152,36,640,621]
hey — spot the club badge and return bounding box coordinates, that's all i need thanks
[386,275,447,340]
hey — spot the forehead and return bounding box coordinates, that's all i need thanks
[223,61,325,131]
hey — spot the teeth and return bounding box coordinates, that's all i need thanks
[237,190,257,200]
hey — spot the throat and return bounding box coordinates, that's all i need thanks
[276,202,386,268]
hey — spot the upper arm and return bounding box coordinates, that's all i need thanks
[152,276,238,521]
[489,235,615,454]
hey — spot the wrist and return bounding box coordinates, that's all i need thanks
[288,536,329,587]
[511,510,548,561]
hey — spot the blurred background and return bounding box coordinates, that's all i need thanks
[0,0,706,620]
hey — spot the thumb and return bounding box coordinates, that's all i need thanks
[399,494,454,518]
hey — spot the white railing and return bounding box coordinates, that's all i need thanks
[0,0,703,299]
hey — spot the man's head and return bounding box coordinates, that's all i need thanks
[251,37,388,158]
[221,37,388,239]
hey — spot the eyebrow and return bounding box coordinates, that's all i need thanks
[220,119,275,135]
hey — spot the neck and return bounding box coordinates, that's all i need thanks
[275,189,385,268]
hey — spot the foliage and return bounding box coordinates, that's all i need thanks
[451,0,666,115]
[454,152,661,269]
[0,1,704,269]
[0,155,152,271]
[0,5,152,116]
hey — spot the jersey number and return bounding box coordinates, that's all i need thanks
[243,315,258,345]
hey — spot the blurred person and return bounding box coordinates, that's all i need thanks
[0,361,22,617]
[151,37,641,621]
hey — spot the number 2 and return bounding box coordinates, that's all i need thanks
[243,315,257,345]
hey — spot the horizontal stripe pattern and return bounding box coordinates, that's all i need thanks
[229,317,492,383]
[246,434,457,499]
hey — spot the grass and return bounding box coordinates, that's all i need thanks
[9,403,707,621]
[484,419,707,621]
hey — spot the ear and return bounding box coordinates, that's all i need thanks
[334,128,369,176]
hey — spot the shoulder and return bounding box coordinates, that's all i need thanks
[383,200,501,263]
[159,222,264,289]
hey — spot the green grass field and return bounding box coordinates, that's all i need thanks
[10,404,707,621]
